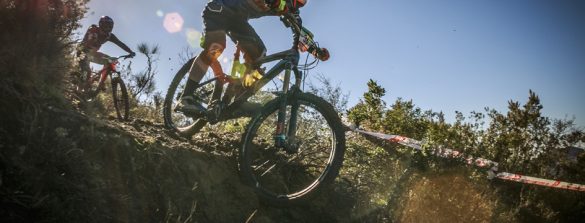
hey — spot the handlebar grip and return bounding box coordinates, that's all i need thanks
[313,47,330,61]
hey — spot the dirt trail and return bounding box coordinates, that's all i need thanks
[31,108,354,222]
[2,106,509,222]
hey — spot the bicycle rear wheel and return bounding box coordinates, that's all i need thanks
[111,76,129,121]
[163,58,215,137]
[239,92,345,206]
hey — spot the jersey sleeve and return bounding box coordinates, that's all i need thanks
[108,34,133,54]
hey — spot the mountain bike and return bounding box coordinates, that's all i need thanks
[163,14,345,206]
[77,54,132,121]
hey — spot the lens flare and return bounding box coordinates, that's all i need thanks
[156,10,164,17]
[163,12,183,33]
[186,28,202,48]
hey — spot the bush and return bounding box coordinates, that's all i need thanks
[345,80,585,221]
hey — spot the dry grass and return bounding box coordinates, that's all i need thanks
[399,170,498,223]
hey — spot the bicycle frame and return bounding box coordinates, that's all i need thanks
[86,55,129,94]
[193,15,306,149]
[194,49,301,144]
[95,61,116,86]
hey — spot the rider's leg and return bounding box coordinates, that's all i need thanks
[227,22,267,116]
[229,20,267,65]
[177,30,226,113]
[87,51,111,91]
[78,52,91,84]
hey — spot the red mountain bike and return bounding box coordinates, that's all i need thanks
[78,54,132,121]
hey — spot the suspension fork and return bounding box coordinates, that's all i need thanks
[274,65,302,152]
[285,90,301,153]
[274,65,292,148]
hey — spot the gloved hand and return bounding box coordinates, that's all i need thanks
[316,48,330,61]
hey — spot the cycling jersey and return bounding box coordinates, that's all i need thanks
[81,25,132,53]
[213,0,300,19]
[78,24,134,81]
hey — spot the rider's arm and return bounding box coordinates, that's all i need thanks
[109,34,135,57]
[277,2,301,26]
[290,7,302,26]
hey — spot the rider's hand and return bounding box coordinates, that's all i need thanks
[129,52,136,58]
[317,48,330,61]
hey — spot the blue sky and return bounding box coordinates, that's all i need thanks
[80,0,585,127]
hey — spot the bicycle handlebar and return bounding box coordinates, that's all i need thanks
[281,13,329,61]
[117,54,134,60]
[106,54,134,63]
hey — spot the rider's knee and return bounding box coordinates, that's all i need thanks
[203,42,225,63]
[200,30,226,64]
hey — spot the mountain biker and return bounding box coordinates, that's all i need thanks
[176,0,327,115]
[78,16,136,89]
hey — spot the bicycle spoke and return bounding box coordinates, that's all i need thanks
[260,163,278,177]
[240,93,345,204]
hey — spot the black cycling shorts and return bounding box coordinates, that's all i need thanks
[201,1,266,60]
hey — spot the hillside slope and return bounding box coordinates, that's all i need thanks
[0,106,356,222]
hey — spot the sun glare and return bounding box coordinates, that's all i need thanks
[163,12,184,33]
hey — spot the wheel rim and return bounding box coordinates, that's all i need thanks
[112,78,128,120]
[164,70,215,134]
[166,84,201,132]
[242,99,337,199]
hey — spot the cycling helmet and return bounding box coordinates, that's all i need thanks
[99,16,114,33]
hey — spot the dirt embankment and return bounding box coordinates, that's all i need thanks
[0,107,354,222]
[5,106,572,222]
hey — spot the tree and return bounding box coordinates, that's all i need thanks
[128,43,160,101]
[344,84,585,221]
[348,79,386,130]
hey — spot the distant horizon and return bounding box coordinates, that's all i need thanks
[80,0,585,128]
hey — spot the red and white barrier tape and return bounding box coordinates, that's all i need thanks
[349,126,585,192]
[495,172,585,192]
[352,127,499,169]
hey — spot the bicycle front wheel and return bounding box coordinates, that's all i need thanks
[111,76,129,121]
[239,92,345,206]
